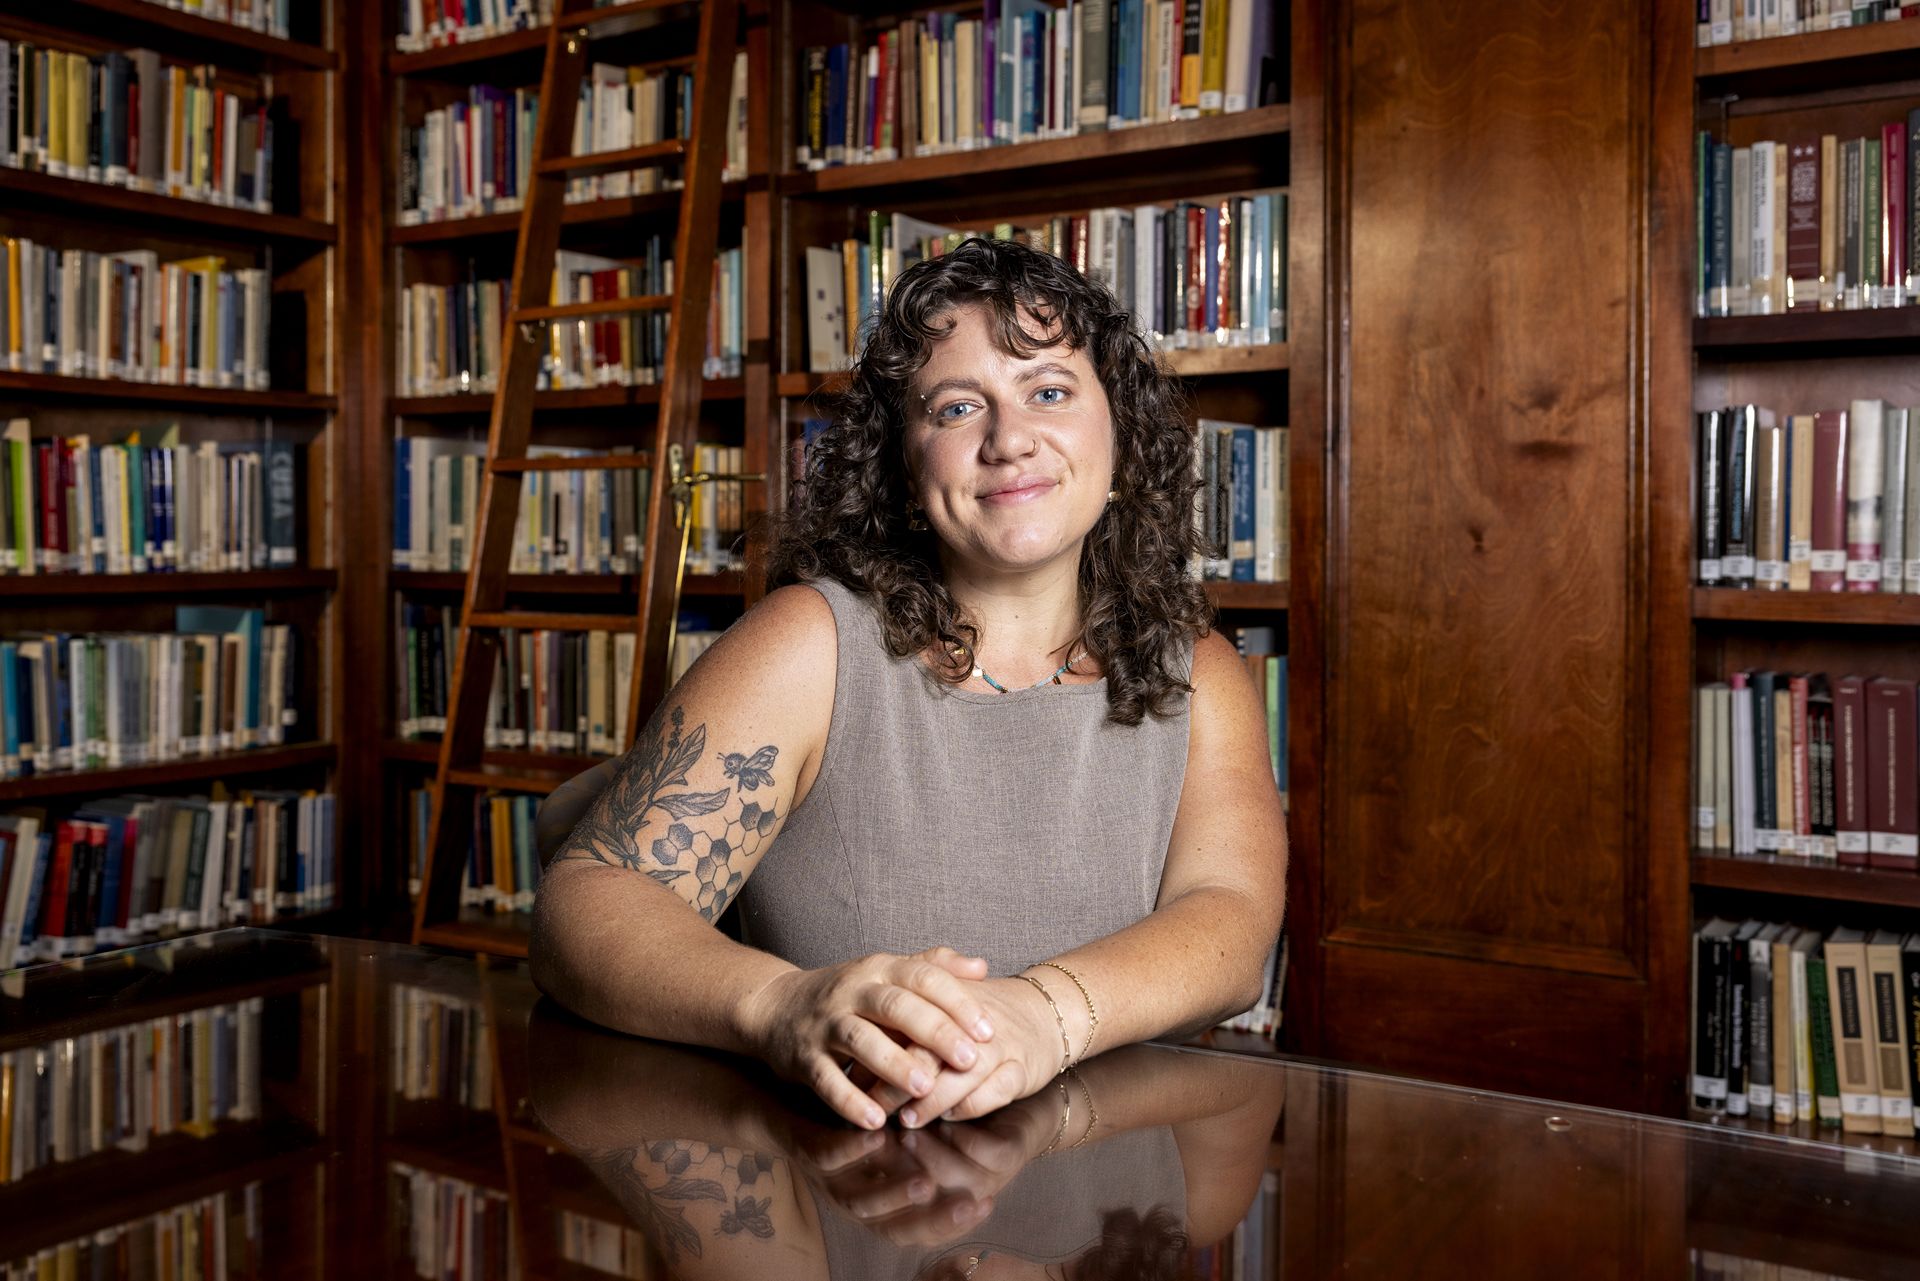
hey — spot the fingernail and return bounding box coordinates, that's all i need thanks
[942,1110,957,1123]
[909,1178,932,1202]
[974,1019,994,1040]
[866,1108,885,1130]
[901,1107,920,1128]
[909,1070,931,1095]
[953,1043,977,1069]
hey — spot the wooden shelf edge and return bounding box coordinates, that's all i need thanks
[392,379,745,416]
[1693,308,1920,351]
[0,569,336,597]
[1691,851,1920,909]
[388,26,552,75]
[0,742,336,802]
[418,913,533,959]
[0,371,336,411]
[1696,21,1920,82]
[56,0,336,70]
[1205,580,1290,611]
[0,966,330,1053]
[0,166,335,243]
[389,182,751,244]
[389,570,743,595]
[783,104,1291,195]
[1692,585,1920,625]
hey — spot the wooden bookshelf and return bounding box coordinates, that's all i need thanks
[387,25,553,77]
[384,738,607,777]
[388,183,751,244]
[1691,852,1920,910]
[0,966,330,1054]
[1692,309,1920,355]
[0,371,338,411]
[1692,587,1920,625]
[53,0,336,71]
[1696,21,1920,96]
[391,570,744,595]
[0,742,336,802]
[0,167,337,245]
[391,378,748,417]
[1207,581,1291,612]
[0,570,338,597]
[782,103,1291,199]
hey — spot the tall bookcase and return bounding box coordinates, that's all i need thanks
[0,2,356,951]
[1653,14,1920,1143]
[365,0,775,955]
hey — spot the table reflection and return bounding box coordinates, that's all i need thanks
[524,1003,1285,1281]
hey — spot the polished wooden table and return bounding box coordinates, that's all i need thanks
[0,929,1911,1279]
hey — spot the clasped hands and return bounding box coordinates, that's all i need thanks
[738,946,1081,1131]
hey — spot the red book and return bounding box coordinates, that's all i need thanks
[1867,678,1919,871]
[1787,139,1821,310]
[591,268,616,383]
[39,821,76,951]
[1885,122,1907,305]
[35,440,59,572]
[56,438,73,570]
[1836,676,1871,866]
[1810,410,1849,592]
[1185,204,1206,334]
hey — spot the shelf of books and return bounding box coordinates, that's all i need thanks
[0,4,349,964]
[0,934,334,1273]
[379,0,768,957]
[1684,1,1920,1156]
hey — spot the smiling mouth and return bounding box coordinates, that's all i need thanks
[981,479,1056,500]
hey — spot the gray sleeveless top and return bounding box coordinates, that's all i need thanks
[737,577,1194,976]
[814,1125,1189,1280]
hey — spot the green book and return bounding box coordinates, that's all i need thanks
[1806,953,1844,1127]
[1863,138,1882,293]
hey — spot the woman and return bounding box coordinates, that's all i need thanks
[531,235,1286,1131]
[525,999,1287,1281]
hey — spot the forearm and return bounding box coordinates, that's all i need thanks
[1028,886,1279,1061]
[529,861,795,1055]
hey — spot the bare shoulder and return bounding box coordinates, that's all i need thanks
[1186,629,1260,714]
[672,582,839,767]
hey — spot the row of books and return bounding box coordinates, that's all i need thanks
[1692,674,1920,865]
[0,610,298,779]
[395,54,751,226]
[1694,121,1919,317]
[0,997,264,1184]
[0,790,339,968]
[394,0,555,51]
[1695,0,1920,45]
[1,1183,263,1280]
[803,196,1286,371]
[0,242,274,390]
[1225,627,1287,792]
[1695,402,1920,591]
[395,244,745,397]
[2,422,300,576]
[405,789,541,914]
[1194,421,1288,583]
[398,615,720,750]
[560,1211,654,1280]
[796,0,1282,167]
[1691,920,1920,1137]
[391,441,744,576]
[391,1165,514,1281]
[0,43,282,211]
[391,983,494,1112]
[1693,1252,1863,1281]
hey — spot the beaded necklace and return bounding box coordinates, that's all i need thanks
[952,645,1087,693]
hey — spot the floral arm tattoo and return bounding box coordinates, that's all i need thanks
[554,703,782,922]
[586,1142,780,1263]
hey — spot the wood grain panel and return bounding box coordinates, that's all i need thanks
[1334,2,1642,960]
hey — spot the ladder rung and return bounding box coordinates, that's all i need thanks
[511,295,673,324]
[466,611,641,633]
[573,0,698,37]
[488,452,655,474]
[538,139,686,178]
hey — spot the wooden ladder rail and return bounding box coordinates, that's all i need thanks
[413,0,744,952]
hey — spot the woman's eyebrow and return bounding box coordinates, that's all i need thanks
[918,362,1081,402]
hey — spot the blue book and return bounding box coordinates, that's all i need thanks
[983,0,999,144]
[1251,196,1270,343]
[157,446,175,570]
[17,832,52,956]
[262,440,297,567]
[825,44,848,164]
[1203,205,1221,334]
[1001,0,1049,141]
[0,642,18,771]
[1230,428,1256,581]
[1115,0,1139,123]
[87,445,105,571]
[394,437,412,569]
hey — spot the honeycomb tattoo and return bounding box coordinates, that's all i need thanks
[556,703,780,922]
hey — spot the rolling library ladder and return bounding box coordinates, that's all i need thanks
[411,0,757,954]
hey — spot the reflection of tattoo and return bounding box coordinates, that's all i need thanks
[555,705,781,921]
[586,1142,778,1262]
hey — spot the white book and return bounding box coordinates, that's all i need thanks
[1730,681,1756,855]
[1847,398,1886,587]
[1750,141,1775,313]
[1882,408,1910,592]
[0,814,43,967]
[1730,147,1751,313]
[1254,428,1278,582]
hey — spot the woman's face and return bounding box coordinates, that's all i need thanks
[902,303,1116,580]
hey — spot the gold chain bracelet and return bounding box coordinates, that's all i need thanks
[1035,961,1098,1063]
[1014,972,1073,1074]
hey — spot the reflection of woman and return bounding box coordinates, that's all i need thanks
[532,236,1288,1130]
[526,1001,1285,1281]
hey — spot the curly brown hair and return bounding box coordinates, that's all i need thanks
[765,236,1212,726]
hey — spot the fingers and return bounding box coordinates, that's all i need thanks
[913,945,990,982]
[898,1127,1000,1195]
[860,983,983,1074]
[896,957,996,1044]
[933,1119,1030,1176]
[843,1173,937,1221]
[806,1054,889,1130]
[801,1127,887,1175]
[871,1045,944,1114]
[833,1014,938,1103]
[937,1060,1030,1125]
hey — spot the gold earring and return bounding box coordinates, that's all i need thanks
[1106,489,1118,504]
[907,500,929,531]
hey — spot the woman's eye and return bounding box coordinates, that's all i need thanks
[936,400,975,421]
[1035,386,1069,405]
